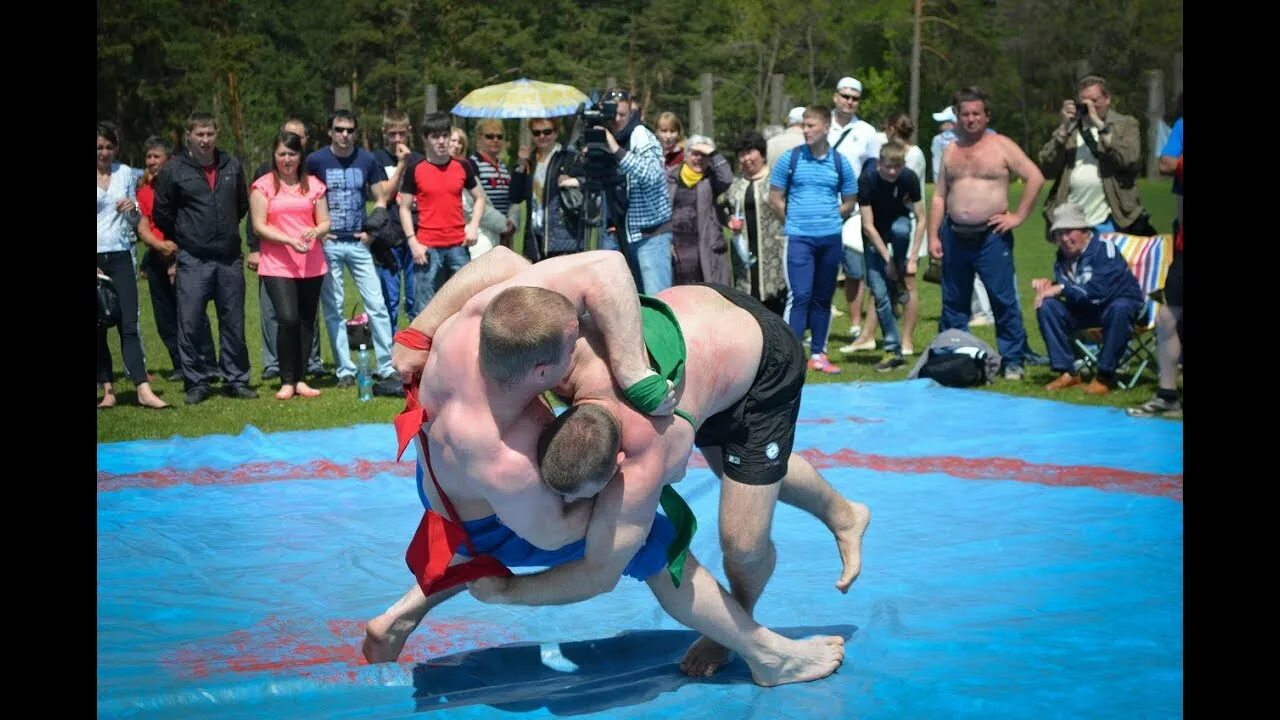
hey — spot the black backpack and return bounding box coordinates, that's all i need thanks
[918,348,989,387]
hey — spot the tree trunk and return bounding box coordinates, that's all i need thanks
[227,70,246,160]
[910,0,922,145]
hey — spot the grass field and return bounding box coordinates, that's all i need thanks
[97,179,1180,443]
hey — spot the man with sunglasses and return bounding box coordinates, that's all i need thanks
[307,109,404,396]
[828,77,877,356]
[470,119,516,251]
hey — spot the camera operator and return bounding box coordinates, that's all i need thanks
[587,89,674,294]
[1037,75,1151,237]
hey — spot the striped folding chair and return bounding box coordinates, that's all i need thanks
[1072,233,1174,389]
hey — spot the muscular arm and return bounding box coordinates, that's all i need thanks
[403,246,532,338]
[486,457,665,605]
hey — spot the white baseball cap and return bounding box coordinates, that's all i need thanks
[932,106,957,123]
[835,77,863,95]
[786,106,807,125]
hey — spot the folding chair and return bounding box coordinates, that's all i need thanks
[1072,233,1174,389]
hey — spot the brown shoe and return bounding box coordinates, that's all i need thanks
[1082,378,1113,395]
[1044,372,1082,391]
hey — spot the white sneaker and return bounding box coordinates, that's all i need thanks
[901,345,915,356]
[831,305,845,317]
[849,325,862,339]
[840,338,877,353]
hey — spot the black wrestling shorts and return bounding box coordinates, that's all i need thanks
[692,283,806,486]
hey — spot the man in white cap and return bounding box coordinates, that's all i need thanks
[767,106,807,175]
[1030,201,1144,395]
[929,106,956,183]
[829,77,878,350]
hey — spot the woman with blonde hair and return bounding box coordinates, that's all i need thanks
[655,111,686,170]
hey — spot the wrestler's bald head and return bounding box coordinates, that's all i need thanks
[479,286,577,388]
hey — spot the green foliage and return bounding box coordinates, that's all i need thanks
[99,0,1180,169]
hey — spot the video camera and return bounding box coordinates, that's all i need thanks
[572,89,627,184]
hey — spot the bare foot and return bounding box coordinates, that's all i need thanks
[275,384,296,400]
[680,635,732,678]
[295,382,321,398]
[749,635,845,687]
[137,387,170,409]
[97,393,117,409]
[362,613,416,664]
[834,501,871,593]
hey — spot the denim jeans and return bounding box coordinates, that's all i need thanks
[411,244,472,312]
[601,231,673,294]
[375,244,417,336]
[320,240,394,379]
[864,216,912,353]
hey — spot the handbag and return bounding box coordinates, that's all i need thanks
[922,257,943,285]
[97,272,122,329]
[346,302,372,350]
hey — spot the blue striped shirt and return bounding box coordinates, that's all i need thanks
[769,146,856,237]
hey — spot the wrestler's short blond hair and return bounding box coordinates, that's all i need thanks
[539,404,621,496]
[479,286,576,388]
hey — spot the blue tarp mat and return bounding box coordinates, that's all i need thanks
[98,380,1182,719]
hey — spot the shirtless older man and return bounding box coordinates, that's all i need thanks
[928,86,1045,380]
[469,282,870,678]
[364,248,845,687]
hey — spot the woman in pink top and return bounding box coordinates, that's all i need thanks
[249,131,331,400]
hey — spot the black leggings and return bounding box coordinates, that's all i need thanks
[261,275,324,385]
[97,250,147,385]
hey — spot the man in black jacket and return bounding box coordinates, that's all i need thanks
[153,112,257,404]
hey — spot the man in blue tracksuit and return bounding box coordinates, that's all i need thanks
[1031,202,1144,395]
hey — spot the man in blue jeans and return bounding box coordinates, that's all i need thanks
[858,141,926,372]
[768,105,857,374]
[307,109,404,395]
[928,87,1045,380]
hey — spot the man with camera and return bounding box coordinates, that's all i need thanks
[591,89,674,294]
[1038,75,1152,237]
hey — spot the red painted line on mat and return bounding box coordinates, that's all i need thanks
[100,449,1180,500]
[163,615,521,679]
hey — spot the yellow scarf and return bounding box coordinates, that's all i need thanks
[679,164,704,188]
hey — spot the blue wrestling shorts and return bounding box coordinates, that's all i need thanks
[415,463,676,582]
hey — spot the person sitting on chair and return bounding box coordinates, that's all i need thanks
[1031,202,1145,395]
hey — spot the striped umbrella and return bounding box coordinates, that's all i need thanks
[451,78,588,119]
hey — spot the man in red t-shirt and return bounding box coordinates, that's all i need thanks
[398,112,487,311]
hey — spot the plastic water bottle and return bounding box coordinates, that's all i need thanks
[731,213,756,268]
[355,344,374,402]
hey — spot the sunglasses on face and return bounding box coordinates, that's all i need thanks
[530,128,556,137]
[838,93,861,101]
[484,133,504,140]
[332,126,357,135]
